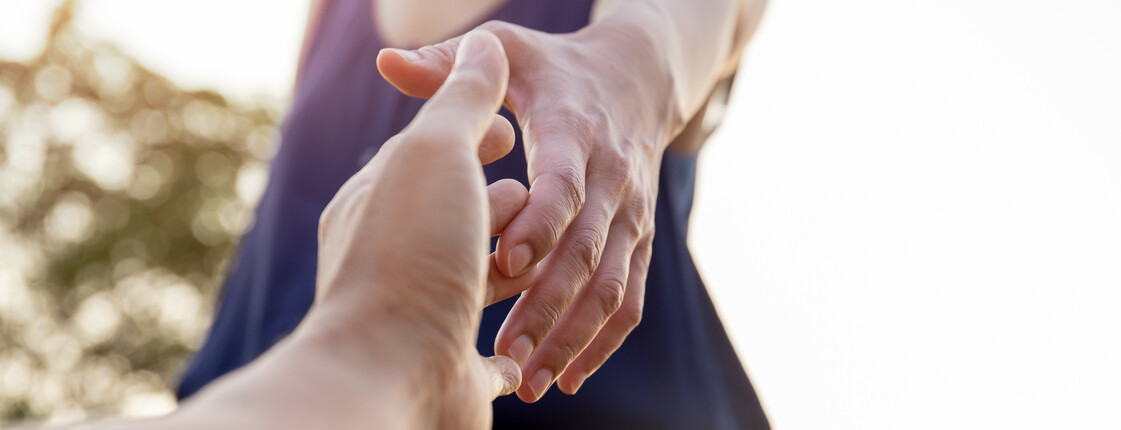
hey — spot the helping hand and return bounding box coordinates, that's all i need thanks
[378,20,679,402]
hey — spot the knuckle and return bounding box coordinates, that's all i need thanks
[629,196,655,229]
[535,163,586,221]
[553,164,587,211]
[534,207,570,248]
[532,298,567,330]
[592,347,614,368]
[596,149,632,192]
[582,105,610,137]
[632,208,653,233]
[615,205,652,240]
[616,221,645,243]
[619,302,643,330]
[554,341,582,364]
[554,103,602,154]
[565,227,605,271]
[593,276,626,317]
[418,42,457,68]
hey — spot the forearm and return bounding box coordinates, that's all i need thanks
[588,0,766,131]
[80,326,425,430]
[163,322,427,430]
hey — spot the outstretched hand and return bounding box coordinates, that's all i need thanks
[165,30,531,430]
[377,20,677,402]
[312,30,530,428]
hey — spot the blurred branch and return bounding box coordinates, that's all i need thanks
[0,1,279,421]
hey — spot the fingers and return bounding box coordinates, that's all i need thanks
[513,222,640,402]
[485,252,537,306]
[479,114,516,165]
[556,234,652,394]
[377,21,524,99]
[485,179,535,305]
[481,355,522,399]
[377,36,463,99]
[403,30,508,152]
[487,179,528,236]
[494,132,591,277]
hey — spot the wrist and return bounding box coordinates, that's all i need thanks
[573,6,688,145]
[299,298,447,397]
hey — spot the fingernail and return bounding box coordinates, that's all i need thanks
[529,369,554,400]
[386,48,421,63]
[508,334,534,366]
[507,244,532,276]
[568,373,588,394]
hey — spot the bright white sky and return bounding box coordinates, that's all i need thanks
[3,0,1120,428]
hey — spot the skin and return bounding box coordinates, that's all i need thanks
[32,31,522,430]
[20,0,772,425]
[376,0,768,402]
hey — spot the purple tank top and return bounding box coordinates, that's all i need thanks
[178,1,768,428]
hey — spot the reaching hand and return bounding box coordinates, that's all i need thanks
[377,20,679,402]
[128,30,535,430]
[312,30,529,428]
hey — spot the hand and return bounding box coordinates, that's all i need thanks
[378,19,682,401]
[118,31,530,430]
[311,30,530,428]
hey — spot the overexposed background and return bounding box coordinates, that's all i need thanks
[3,0,1119,428]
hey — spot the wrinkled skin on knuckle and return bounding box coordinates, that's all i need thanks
[553,166,587,212]
[593,275,627,318]
[564,226,606,273]
[555,102,604,154]
[614,197,653,240]
[551,341,583,370]
[528,162,586,227]
[633,206,655,236]
[417,40,458,69]
[531,297,568,331]
[593,147,634,196]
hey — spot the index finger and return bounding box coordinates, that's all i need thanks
[495,123,591,277]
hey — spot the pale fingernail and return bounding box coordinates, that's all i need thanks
[529,369,554,400]
[568,373,588,394]
[508,334,534,366]
[386,48,421,63]
[507,244,532,276]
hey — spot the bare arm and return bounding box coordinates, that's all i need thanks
[590,0,768,127]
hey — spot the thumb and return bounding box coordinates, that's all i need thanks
[482,355,522,398]
[403,30,509,150]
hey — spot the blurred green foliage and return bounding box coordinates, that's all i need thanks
[0,3,278,421]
